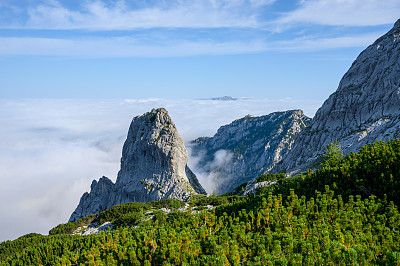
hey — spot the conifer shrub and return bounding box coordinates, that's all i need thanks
[2,139,400,265]
[256,172,285,183]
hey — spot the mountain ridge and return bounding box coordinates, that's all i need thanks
[189,109,311,194]
[273,19,400,175]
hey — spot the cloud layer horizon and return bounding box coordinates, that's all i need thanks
[0,98,321,242]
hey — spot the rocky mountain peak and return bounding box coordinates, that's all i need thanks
[117,108,187,186]
[190,109,311,194]
[276,19,400,175]
[69,108,205,222]
[115,108,205,200]
[393,18,400,29]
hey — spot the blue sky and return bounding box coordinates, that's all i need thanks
[0,0,399,100]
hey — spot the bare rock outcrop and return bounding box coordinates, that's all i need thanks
[69,108,205,222]
[276,19,400,175]
[190,110,311,194]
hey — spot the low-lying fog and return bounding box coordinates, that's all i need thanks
[0,98,321,242]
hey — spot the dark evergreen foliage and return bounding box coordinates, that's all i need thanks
[256,173,285,183]
[258,139,400,205]
[1,139,400,265]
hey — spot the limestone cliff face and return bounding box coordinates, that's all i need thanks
[190,110,311,194]
[276,19,400,175]
[111,108,205,204]
[69,108,205,222]
[69,177,114,222]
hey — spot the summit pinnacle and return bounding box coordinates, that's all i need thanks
[69,108,205,222]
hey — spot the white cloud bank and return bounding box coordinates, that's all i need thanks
[0,98,321,242]
[188,149,235,194]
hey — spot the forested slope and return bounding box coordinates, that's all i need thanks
[257,139,400,205]
[1,140,400,265]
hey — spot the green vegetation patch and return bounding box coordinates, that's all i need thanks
[149,113,156,122]
[48,199,188,236]
[2,139,400,265]
[257,139,400,206]
[150,198,186,210]
[2,186,400,265]
[191,194,245,208]
[49,214,96,235]
[256,172,285,183]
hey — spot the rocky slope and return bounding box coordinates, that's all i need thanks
[69,108,206,222]
[190,110,311,194]
[275,19,400,175]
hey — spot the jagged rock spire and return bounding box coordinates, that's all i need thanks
[69,108,205,222]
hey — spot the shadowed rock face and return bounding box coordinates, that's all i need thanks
[276,19,400,175]
[69,108,205,222]
[190,110,311,194]
[69,177,114,222]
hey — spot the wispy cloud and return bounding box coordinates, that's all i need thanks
[271,33,383,52]
[0,30,386,57]
[0,0,397,57]
[188,149,235,194]
[9,0,399,31]
[2,0,276,30]
[0,36,268,57]
[2,0,396,31]
[274,0,400,28]
[0,0,274,57]
[0,98,321,241]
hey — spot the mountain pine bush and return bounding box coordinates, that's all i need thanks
[1,139,400,265]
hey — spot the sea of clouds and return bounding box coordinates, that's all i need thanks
[0,98,321,242]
